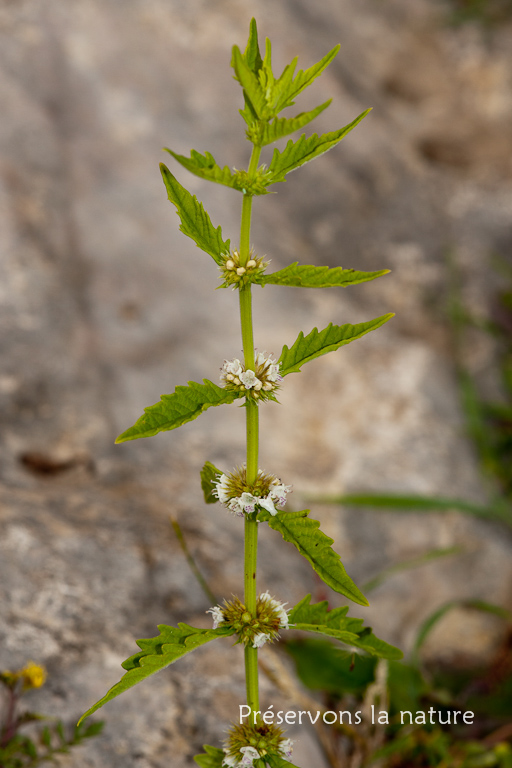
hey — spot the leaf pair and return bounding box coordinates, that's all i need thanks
[164,108,371,197]
[79,598,401,725]
[115,314,393,443]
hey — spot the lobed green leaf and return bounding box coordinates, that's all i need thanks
[116,380,240,443]
[247,100,332,146]
[256,263,390,289]
[279,314,394,376]
[232,44,272,123]
[244,18,263,76]
[258,509,368,606]
[289,595,403,660]
[79,624,234,724]
[160,164,230,265]
[165,148,238,188]
[165,149,274,196]
[194,744,226,768]
[275,44,340,113]
[200,461,223,504]
[268,109,371,182]
[234,20,339,135]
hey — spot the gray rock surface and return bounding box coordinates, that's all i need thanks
[1,1,512,766]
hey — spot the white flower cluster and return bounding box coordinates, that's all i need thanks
[213,472,291,517]
[221,353,282,394]
[251,592,289,649]
[222,739,293,767]
[207,592,289,649]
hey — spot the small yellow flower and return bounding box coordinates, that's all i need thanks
[20,661,46,690]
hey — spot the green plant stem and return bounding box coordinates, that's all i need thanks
[239,143,262,718]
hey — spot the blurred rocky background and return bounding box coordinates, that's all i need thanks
[1,0,511,766]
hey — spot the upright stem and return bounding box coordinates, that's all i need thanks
[238,144,261,717]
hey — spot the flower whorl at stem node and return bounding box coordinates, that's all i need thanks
[219,248,268,289]
[221,352,282,402]
[223,722,293,767]
[212,466,291,516]
[207,592,289,648]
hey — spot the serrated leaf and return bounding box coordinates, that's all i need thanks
[160,164,230,265]
[165,149,238,190]
[258,509,368,606]
[244,18,263,76]
[256,263,390,289]
[165,149,272,196]
[79,624,234,724]
[268,109,371,181]
[274,44,340,113]
[249,100,332,146]
[289,595,403,660]
[259,38,298,117]
[232,45,272,123]
[194,744,226,768]
[201,461,223,504]
[116,380,240,443]
[279,314,394,376]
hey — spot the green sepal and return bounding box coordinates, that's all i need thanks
[79,624,234,724]
[289,595,403,660]
[266,753,302,768]
[160,163,230,265]
[247,100,332,146]
[256,263,390,289]
[194,744,225,768]
[165,149,271,196]
[268,109,371,181]
[115,380,240,443]
[279,314,394,376]
[257,509,368,606]
[201,461,223,504]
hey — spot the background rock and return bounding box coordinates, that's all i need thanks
[1,1,511,766]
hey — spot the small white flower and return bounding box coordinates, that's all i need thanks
[279,739,294,759]
[222,753,239,768]
[240,746,260,767]
[240,492,258,513]
[259,592,289,629]
[223,358,243,377]
[257,495,277,516]
[213,474,231,504]
[227,498,245,517]
[267,364,282,383]
[252,632,271,648]
[269,481,292,510]
[207,605,225,629]
[240,370,258,389]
